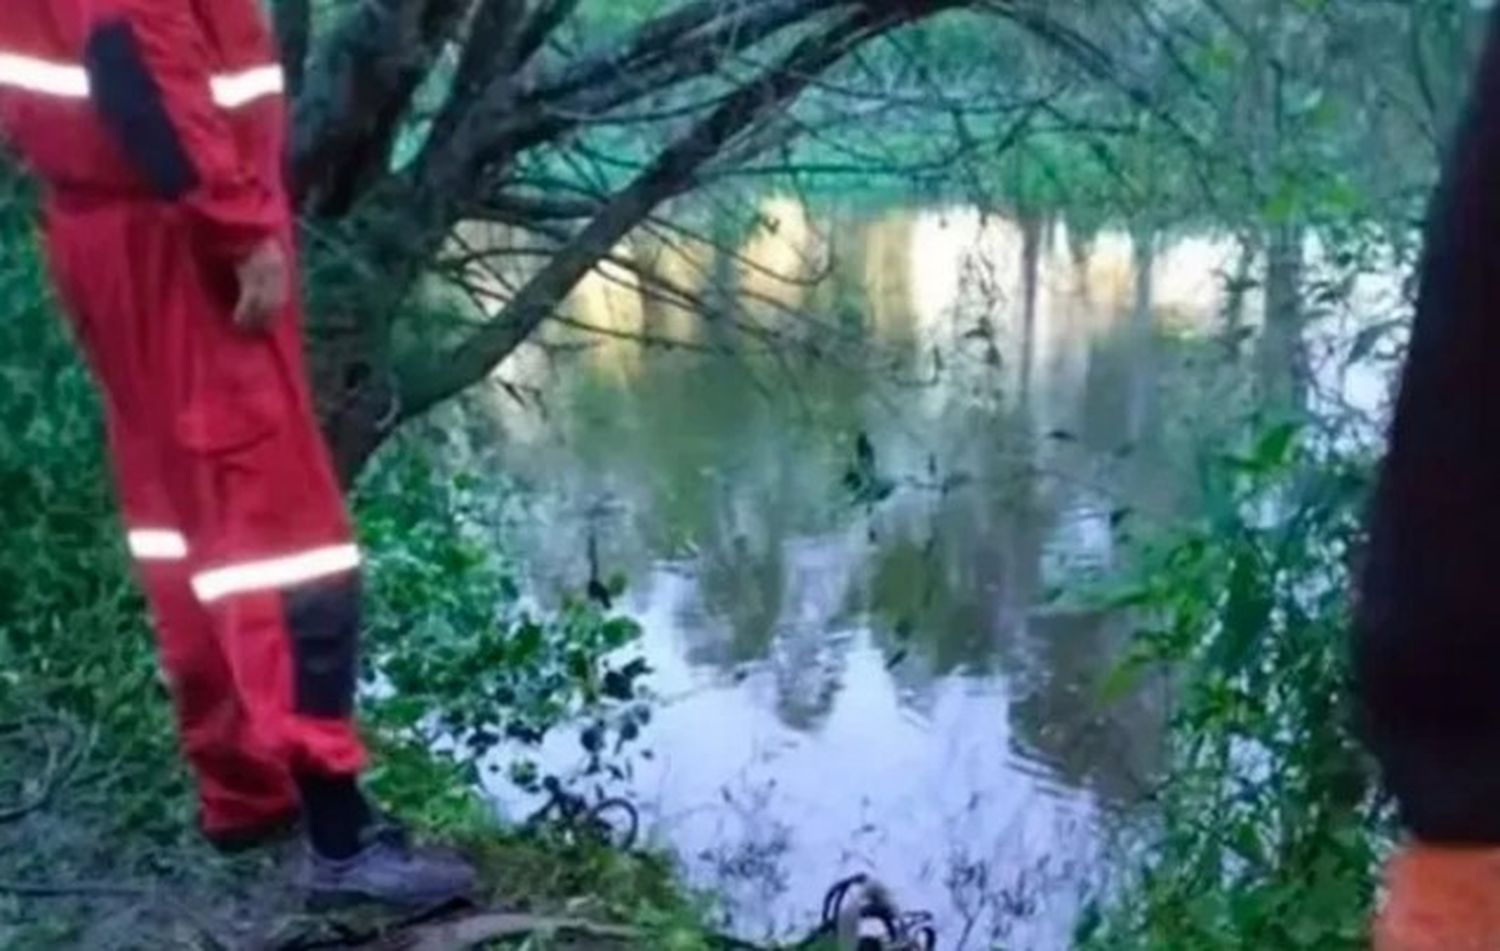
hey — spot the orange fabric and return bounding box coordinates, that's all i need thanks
[1375,844,1500,950]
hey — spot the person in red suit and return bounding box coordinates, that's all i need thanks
[0,0,471,906]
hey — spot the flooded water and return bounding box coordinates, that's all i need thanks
[447,202,1398,949]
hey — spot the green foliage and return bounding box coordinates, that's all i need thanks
[1080,422,1389,950]
[0,175,191,840]
[356,447,654,805]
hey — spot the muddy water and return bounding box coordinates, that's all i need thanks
[456,203,1385,949]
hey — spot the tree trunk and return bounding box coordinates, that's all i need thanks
[1126,226,1156,445]
[298,208,438,485]
[1248,0,1307,415]
[1019,213,1044,404]
[1256,223,1306,413]
[1223,233,1257,335]
[313,339,400,488]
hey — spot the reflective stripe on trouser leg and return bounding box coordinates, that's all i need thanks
[127,528,189,561]
[192,544,362,603]
[191,550,363,719]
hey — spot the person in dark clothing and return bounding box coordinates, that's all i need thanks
[1355,5,1500,947]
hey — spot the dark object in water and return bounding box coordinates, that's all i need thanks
[806,874,937,950]
[586,531,614,609]
[524,775,641,850]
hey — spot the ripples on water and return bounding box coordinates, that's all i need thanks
[454,201,1400,948]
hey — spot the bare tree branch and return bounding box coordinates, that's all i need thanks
[450,0,526,100]
[294,0,471,215]
[271,0,313,97]
[401,2,954,416]
[479,193,602,223]
[416,0,853,200]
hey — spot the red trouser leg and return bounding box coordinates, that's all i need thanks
[45,197,367,799]
[137,561,300,831]
[103,410,298,833]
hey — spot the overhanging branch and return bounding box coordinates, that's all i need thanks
[293,0,470,216]
[415,0,854,198]
[400,2,950,416]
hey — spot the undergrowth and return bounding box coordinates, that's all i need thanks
[1077,421,1393,950]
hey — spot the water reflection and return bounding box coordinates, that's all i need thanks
[466,200,1290,948]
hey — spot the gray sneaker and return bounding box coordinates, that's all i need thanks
[297,822,477,909]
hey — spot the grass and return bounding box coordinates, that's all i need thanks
[0,701,725,950]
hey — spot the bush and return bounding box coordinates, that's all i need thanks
[0,175,190,839]
[355,445,654,829]
[1079,421,1390,950]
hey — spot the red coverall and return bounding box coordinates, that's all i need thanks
[0,0,366,840]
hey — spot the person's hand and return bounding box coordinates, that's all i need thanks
[233,238,290,333]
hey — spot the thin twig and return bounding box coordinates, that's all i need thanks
[0,880,148,899]
[0,714,85,824]
[408,912,638,950]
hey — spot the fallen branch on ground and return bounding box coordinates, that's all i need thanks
[0,714,85,825]
[274,909,641,951]
[405,912,638,950]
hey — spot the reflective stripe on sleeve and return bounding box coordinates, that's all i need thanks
[209,65,284,109]
[0,50,283,112]
[0,52,89,98]
[192,544,362,603]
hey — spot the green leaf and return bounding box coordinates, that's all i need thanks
[1345,319,1404,367]
[1100,582,1156,610]
[1100,651,1151,703]
[1251,421,1300,473]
